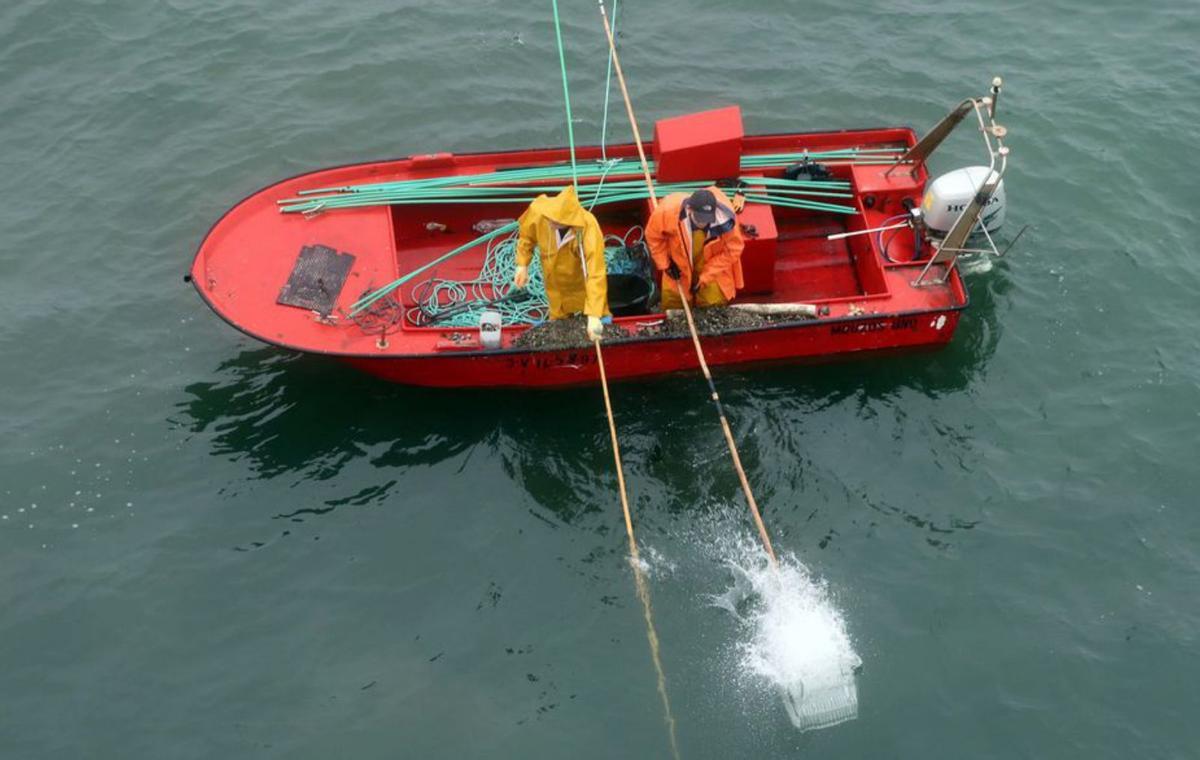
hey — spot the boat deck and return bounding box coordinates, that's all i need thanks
[192,127,966,364]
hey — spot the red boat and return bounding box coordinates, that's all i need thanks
[190,85,1012,388]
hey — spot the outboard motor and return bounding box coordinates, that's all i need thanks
[922,166,1006,238]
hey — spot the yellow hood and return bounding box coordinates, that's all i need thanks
[529,184,588,228]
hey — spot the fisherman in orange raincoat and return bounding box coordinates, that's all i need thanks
[645,186,744,310]
[513,185,609,341]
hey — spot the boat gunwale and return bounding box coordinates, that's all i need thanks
[191,278,967,361]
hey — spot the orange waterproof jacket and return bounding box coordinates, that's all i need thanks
[645,187,744,301]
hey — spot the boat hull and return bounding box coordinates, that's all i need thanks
[340,308,962,388]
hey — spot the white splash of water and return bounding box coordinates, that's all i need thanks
[633,544,677,579]
[710,536,862,732]
[958,254,995,276]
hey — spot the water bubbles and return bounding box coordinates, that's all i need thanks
[633,545,677,579]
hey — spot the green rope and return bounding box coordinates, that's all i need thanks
[550,0,577,184]
[348,222,518,316]
[587,158,622,210]
[407,227,647,328]
[408,230,547,326]
[600,0,618,159]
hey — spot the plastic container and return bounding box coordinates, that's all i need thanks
[606,273,653,317]
[479,309,502,349]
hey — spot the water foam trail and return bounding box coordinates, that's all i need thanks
[711,537,862,732]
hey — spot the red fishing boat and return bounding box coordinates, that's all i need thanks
[190,83,1014,388]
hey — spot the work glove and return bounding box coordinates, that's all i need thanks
[665,261,682,281]
[513,265,529,289]
[731,192,746,213]
[586,315,604,342]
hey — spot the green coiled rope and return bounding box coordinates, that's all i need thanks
[405,227,647,327]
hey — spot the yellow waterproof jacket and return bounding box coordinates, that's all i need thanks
[515,185,609,319]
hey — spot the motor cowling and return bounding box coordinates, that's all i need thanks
[921,166,1006,237]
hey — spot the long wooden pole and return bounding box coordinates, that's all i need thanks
[570,7,680,755]
[594,342,636,546]
[675,297,778,565]
[594,340,681,760]
[596,0,777,567]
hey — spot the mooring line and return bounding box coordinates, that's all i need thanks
[595,0,778,568]
[595,341,681,760]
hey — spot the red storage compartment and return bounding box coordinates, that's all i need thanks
[736,202,777,295]
[653,106,744,182]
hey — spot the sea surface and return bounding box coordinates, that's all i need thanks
[2,1,1198,757]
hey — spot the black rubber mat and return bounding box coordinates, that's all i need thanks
[277,244,355,315]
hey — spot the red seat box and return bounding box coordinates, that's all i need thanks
[653,106,744,183]
[736,202,777,295]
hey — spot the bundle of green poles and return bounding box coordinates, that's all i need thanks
[279,149,901,217]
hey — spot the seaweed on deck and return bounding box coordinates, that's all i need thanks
[510,308,809,351]
[510,316,631,350]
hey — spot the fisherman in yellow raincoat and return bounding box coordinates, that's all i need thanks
[513,185,609,341]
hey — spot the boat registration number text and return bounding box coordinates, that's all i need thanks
[830,316,920,335]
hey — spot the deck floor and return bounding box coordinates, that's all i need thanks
[773,219,862,302]
[391,214,868,315]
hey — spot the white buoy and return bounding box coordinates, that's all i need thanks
[478,309,503,349]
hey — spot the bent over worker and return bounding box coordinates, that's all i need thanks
[645,186,744,311]
[513,185,609,341]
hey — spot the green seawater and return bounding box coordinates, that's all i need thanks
[2,1,1198,757]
